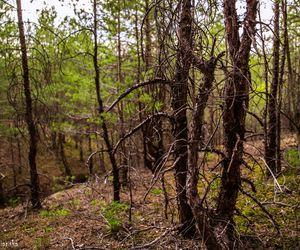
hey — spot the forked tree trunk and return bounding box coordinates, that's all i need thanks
[171,0,194,236]
[16,0,41,209]
[187,55,224,249]
[217,0,257,247]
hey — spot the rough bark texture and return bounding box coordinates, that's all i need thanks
[187,55,224,249]
[58,132,72,177]
[171,0,194,236]
[93,0,120,201]
[217,0,257,247]
[265,0,280,176]
[16,0,41,209]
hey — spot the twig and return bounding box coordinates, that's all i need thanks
[260,157,283,192]
[130,225,182,249]
[112,112,172,155]
[63,237,76,250]
[106,79,171,112]
[239,188,280,234]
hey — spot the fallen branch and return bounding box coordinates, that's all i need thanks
[239,187,280,234]
[130,224,182,250]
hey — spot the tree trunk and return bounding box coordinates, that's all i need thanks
[187,56,224,249]
[79,136,84,162]
[58,132,72,177]
[88,132,94,176]
[217,0,257,247]
[16,0,41,209]
[93,0,120,201]
[171,0,194,236]
[17,136,22,174]
[265,0,280,176]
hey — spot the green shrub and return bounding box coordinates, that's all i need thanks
[101,201,129,232]
[39,208,70,218]
[7,196,21,208]
[284,148,300,167]
[151,187,163,195]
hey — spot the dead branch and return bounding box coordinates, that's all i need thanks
[112,112,173,155]
[239,187,280,234]
[130,224,182,250]
[106,79,172,112]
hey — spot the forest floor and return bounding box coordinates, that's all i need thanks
[0,135,299,249]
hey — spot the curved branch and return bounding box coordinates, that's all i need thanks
[112,112,173,155]
[106,78,172,112]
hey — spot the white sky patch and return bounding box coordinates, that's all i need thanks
[18,0,274,24]
[17,0,91,24]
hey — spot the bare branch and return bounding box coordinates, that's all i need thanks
[112,112,173,155]
[106,79,172,112]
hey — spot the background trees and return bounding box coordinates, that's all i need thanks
[0,0,299,249]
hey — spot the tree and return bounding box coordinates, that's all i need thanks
[92,0,120,201]
[265,0,281,176]
[16,0,41,209]
[217,0,258,247]
[171,0,194,236]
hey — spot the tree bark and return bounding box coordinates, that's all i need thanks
[187,55,224,249]
[16,0,41,209]
[217,0,257,247]
[172,0,194,236]
[58,132,72,177]
[93,0,120,201]
[265,0,280,176]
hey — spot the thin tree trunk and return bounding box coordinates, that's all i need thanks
[17,136,22,174]
[266,0,280,176]
[58,132,72,177]
[117,0,128,187]
[79,136,84,162]
[172,0,194,236]
[88,132,94,176]
[93,0,120,201]
[187,55,224,249]
[16,0,41,209]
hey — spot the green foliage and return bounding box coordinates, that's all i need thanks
[101,201,129,232]
[20,221,37,234]
[151,187,163,195]
[7,196,21,208]
[43,226,53,234]
[284,148,300,167]
[205,152,215,162]
[34,236,50,250]
[39,208,70,218]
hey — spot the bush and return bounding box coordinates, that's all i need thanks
[101,201,129,232]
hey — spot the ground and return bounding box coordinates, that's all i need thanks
[0,135,299,249]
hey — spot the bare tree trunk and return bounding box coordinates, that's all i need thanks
[17,136,22,174]
[171,0,194,236]
[10,136,17,193]
[93,0,120,201]
[116,0,128,187]
[265,0,280,176]
[217,0,257,247]
[187,55,224,249]
[16,0,41,209]
[79,136,84,162]
[58,132,72,177]
[88,132,94,176]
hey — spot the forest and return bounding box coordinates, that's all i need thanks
[0,0,299,249]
